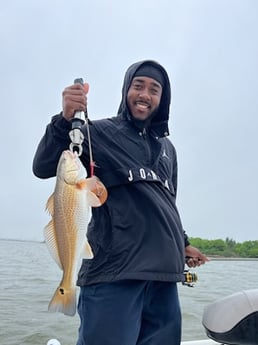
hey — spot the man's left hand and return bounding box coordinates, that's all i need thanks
[185,245,209,267]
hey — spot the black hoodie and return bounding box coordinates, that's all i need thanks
[33,60,189,285]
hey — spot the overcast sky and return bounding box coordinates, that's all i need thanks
[1,0,257,243]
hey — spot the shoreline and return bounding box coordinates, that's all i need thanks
[208,256,258,261]
[1,239,258,260]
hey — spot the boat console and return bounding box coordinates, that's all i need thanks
[202,289,258,344]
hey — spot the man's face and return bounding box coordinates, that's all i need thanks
[127,76,162,121]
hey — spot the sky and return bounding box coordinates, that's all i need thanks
[1,0,257,243]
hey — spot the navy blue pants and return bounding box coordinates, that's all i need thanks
[76,280,181,345]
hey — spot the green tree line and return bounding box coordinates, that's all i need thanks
[189,237,258,258]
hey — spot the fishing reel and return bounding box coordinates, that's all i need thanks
[182,270,198,287]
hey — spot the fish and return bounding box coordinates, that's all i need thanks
[44,150,107,316]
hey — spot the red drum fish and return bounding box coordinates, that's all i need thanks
[44,150,107,316]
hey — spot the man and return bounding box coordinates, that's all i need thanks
[33,60,208,345]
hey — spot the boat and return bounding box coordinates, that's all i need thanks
[182,289,258,344]
[182,341,219,344]
[201,289,258,345]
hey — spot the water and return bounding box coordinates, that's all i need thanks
[1,240,258,345]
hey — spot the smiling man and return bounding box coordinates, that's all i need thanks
[33,60,208,345]
[126,65,164,120]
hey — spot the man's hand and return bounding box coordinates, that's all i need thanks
[62,83,89,121]
[185,245,209,267]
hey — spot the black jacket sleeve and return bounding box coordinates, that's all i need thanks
[32,113,72,178]
[170,143,190,247]
[184,232,190,247]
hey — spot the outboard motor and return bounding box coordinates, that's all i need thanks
[202,289,258,344]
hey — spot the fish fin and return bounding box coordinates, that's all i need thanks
[76,179,88,190]
[48,285,77,317]
[87,176,108,206]
[76,177,98,191]
[77,176,107,207]
[45,193,55,216]
[87,191,102,207]
[83,241,94,259]
[84,176,98,190]
[44,220,62,270]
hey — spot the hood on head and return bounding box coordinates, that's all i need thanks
[117,60,171,138]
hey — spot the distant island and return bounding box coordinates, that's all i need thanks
[1,237,258,258]
[190,237,258,258]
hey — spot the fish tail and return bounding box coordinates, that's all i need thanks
[48,285,77,316]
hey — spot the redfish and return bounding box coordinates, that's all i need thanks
[44,150,107,316]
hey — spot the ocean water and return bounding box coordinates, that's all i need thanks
[1,240,258,345]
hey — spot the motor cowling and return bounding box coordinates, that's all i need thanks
[202,289,258,345]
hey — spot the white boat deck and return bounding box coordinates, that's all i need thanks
[182,340,221,344]
[47,338,221,345]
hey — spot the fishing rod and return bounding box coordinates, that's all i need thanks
[68,78,108,204]
[69,78,95,176]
